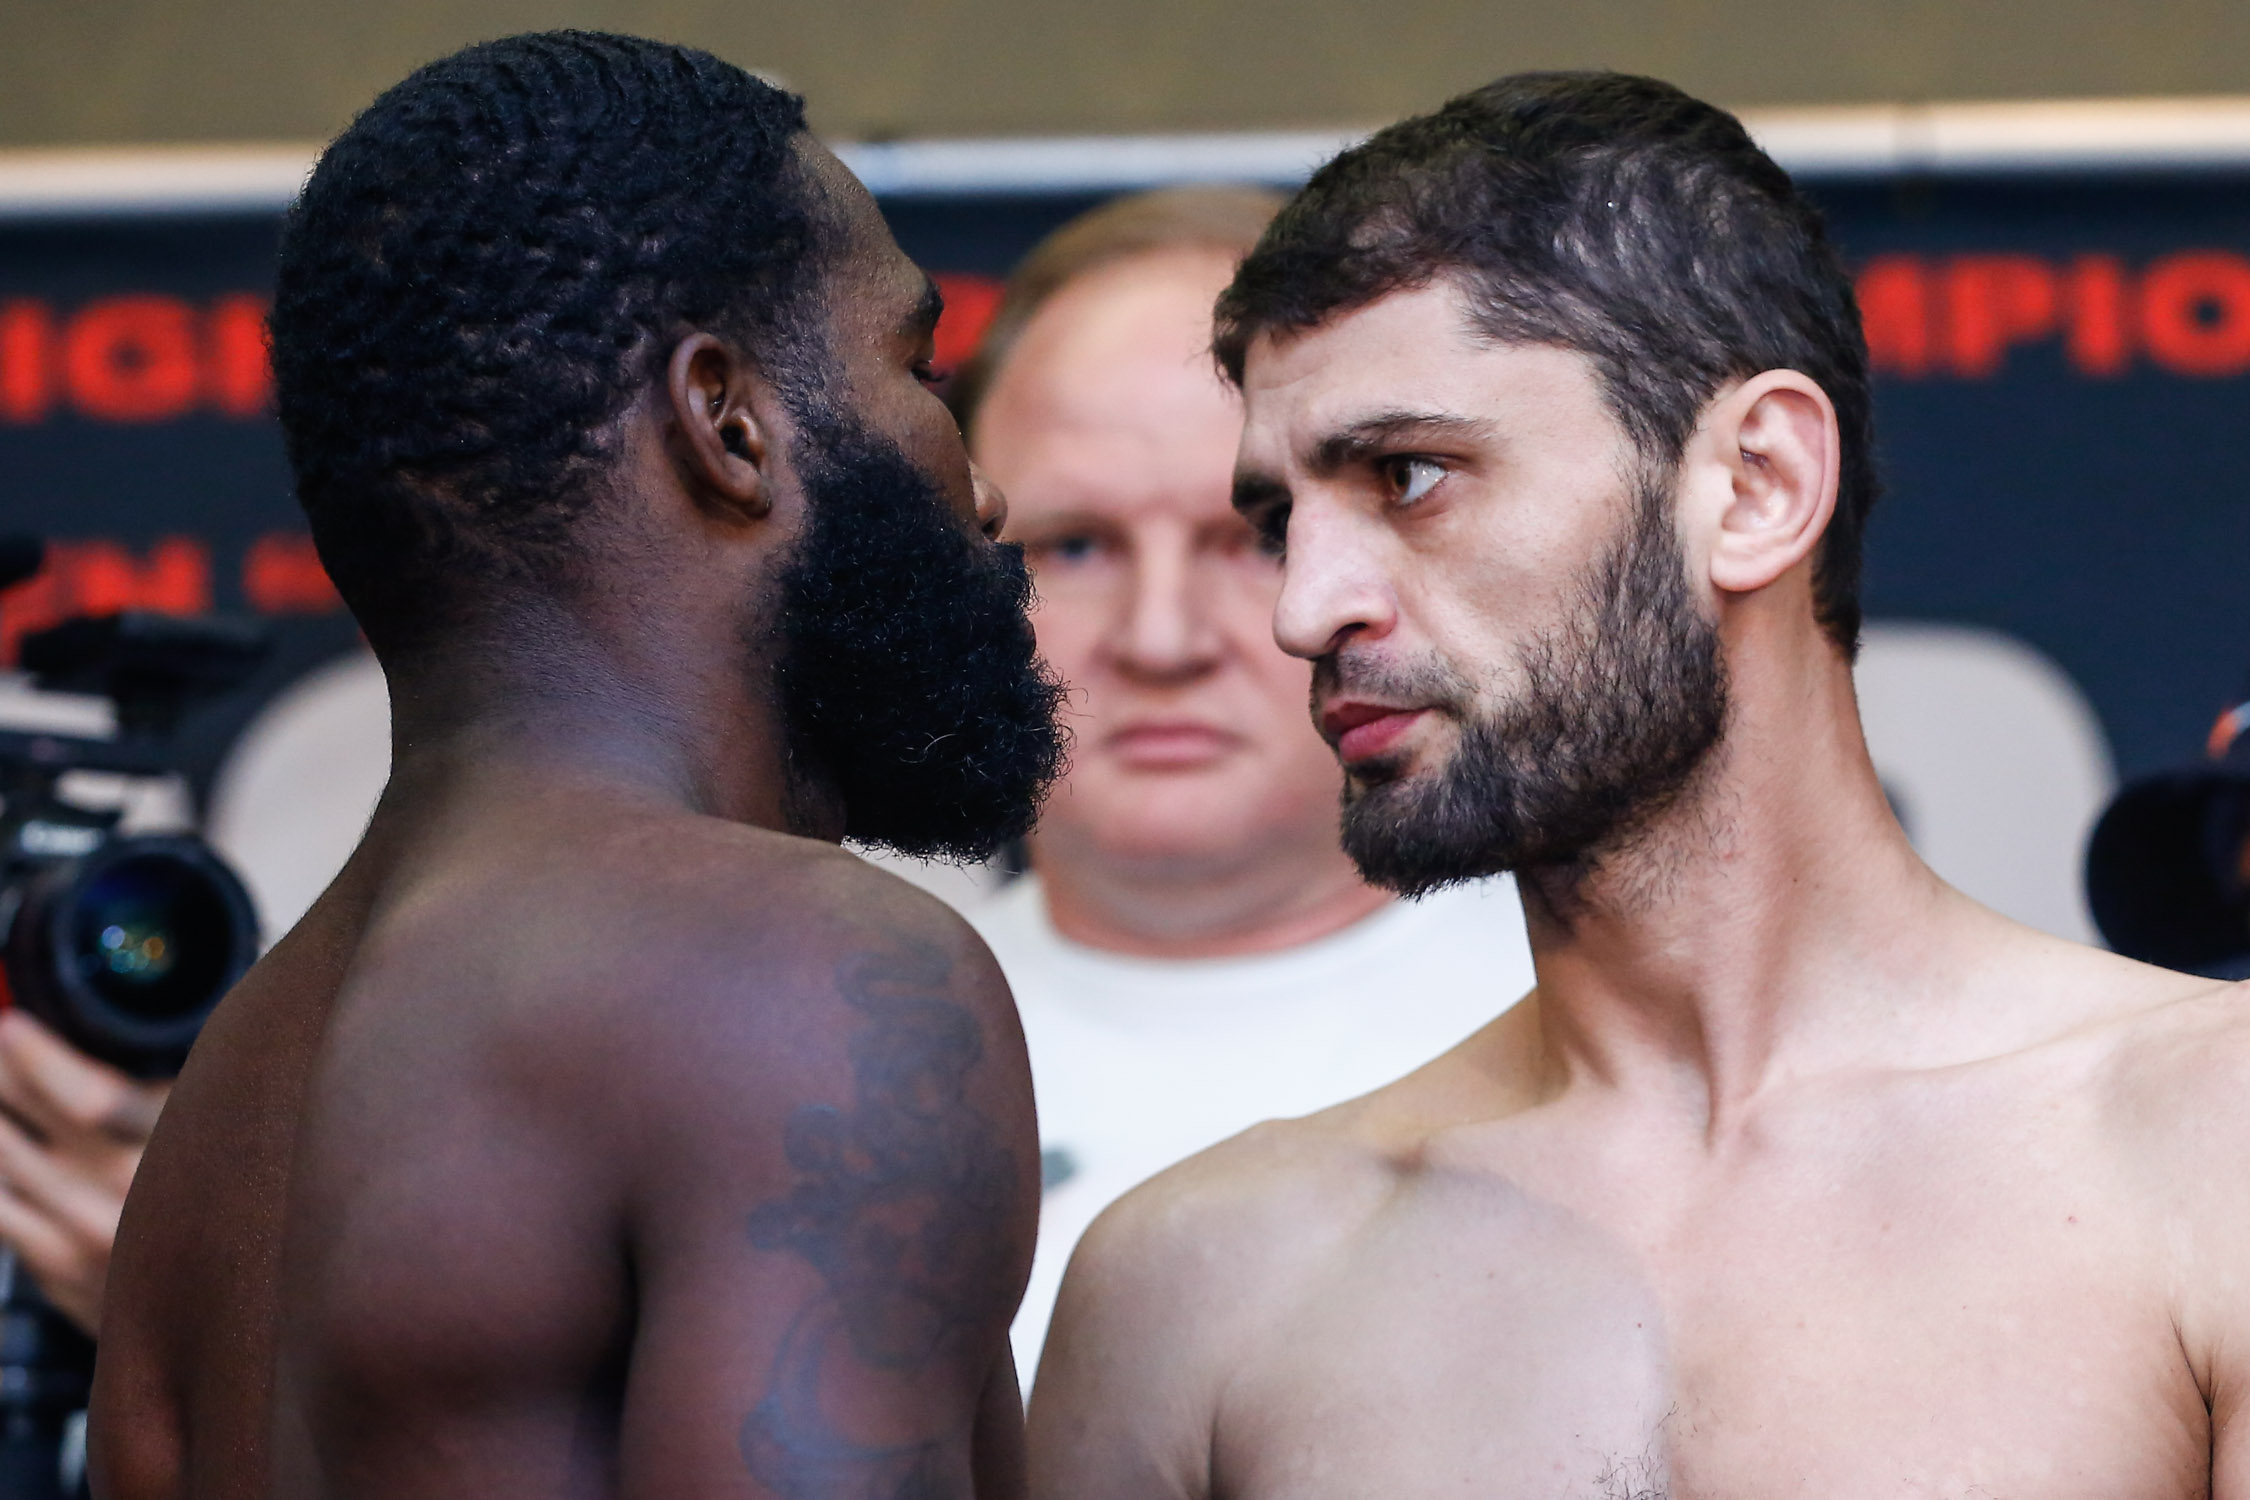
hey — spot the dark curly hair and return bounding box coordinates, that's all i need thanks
[1216,72,1878,657]
[269,31,828,655]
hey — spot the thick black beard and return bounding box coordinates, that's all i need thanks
[1332,476,1728,898]
[773,407,1066,863]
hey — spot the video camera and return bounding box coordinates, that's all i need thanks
[0,536,268,1500]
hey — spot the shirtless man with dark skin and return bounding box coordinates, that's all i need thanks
[1031,74,2250,1499]
[88,32,1062,1500]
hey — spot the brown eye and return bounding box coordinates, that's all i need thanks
[1383,456,1445,507]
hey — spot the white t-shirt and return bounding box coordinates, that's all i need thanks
[968,873,1537,1379]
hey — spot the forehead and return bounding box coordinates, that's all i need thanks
[1000,249,1239,411]
[1235,280,1620,470]
[794,138,926,316]
[977,251,1242,501]
[979,262,1246,527]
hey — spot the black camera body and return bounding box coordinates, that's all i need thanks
[0,611,266,1077]
[0,554,270,1500]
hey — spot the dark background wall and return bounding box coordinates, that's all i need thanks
[8,0,2250,147]
[5,167,2249,800]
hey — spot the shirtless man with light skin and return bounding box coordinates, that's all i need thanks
[1030,73,2250,1498]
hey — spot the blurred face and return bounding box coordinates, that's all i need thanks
[1232,281,1727,894]
[972,250,1345,872]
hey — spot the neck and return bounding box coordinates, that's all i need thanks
[1032,823,1390,959]
[375,597,810,837]
[1520,622,1970,1134]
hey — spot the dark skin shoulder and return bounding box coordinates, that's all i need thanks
[588,823,1039,1499]
[93,135,1034,1500]
[95,804,1035,1500]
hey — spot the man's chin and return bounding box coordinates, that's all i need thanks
[1043,790,1279,868]
[1337,766,1531,897]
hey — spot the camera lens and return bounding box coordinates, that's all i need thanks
[5,836,258,1077]
[69,852,237,1022]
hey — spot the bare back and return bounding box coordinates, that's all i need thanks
[91,789,1037,1500]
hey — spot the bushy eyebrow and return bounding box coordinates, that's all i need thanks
[1308,409,1496,475]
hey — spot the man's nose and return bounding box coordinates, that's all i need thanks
[1110,537,1221,682]
[1271,508,1395,661]
[970,462,1008,540]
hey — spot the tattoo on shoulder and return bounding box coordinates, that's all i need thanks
[740,937,1020,1499]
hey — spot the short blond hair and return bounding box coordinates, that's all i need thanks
[950,184,1286,431]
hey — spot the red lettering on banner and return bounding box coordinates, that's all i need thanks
[206,295,272,417]
[2139,251,2250,377]
[1942,256,2058,377]
[2064,256,2131,377]
[68,537,210,615]
[242,532,342,614]
[932,272,1004,375]
[0,295,272,423]
[0,537,213,664]
[62,297,201,422]
[1848,250,2250,380]
[1858,256,1933,377]
[0,302,52,422]
[0,534,343,662]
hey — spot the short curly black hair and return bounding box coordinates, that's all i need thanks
[270,31,828,655]
[1216,72,1878,657]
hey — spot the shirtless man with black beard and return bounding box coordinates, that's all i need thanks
[1030,73,2250,1499]
[89,33,1061,1500]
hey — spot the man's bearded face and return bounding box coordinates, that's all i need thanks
[1328,473,1729,896]
[774,404,1066,863]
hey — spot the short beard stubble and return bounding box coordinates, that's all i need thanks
[1332,472,1729,900]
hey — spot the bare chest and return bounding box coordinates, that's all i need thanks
[1213,1119,2206,1500]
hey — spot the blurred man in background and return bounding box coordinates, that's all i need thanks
[955,188,1535,1374]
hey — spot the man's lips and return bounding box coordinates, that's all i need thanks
[1103,721,1240,768]
[1320,700,1429,763]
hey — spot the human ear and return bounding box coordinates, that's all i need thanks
[1701,371,1839,596]
[665,333,773,520]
